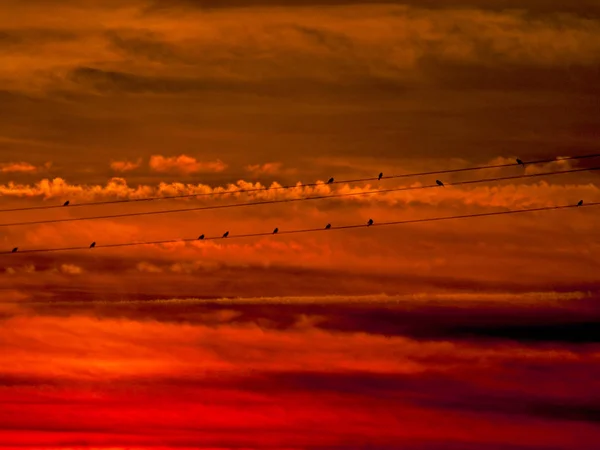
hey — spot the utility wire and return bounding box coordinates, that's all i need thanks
[3,201,598,255]
[1,153,598,213]
[0,167,596,229]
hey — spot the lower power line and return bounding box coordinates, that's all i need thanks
[3,201,598,255]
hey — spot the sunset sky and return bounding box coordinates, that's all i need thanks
[1,0,600,448]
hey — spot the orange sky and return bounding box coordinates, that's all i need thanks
[0,1,599,448]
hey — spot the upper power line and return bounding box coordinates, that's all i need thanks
[3,201,597,255]
[0,166,596,229]
[0,153,598,213]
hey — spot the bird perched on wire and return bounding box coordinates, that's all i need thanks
[327,177,334,184]
[63,200,70,206]
[222,231,229,238]
[578,200,584,206]
[516,158,525,167]
[325,223,331,229]
[90,242,96,249]
[367,219,374,226]
[378,172,383,181]
[436,180,445,187]
[198,234,205,240]
[11,247,18,253]
[273,228,279,234]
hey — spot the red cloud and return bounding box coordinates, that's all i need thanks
[246,162,283,175]
[0,162,51,173]
[149,154,227,174]
[59,264,84,275]
[1,301,599,448]
[110,159,142,172]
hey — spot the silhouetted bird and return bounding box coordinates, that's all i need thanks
[578,200,584,206]
[378,172,383,180]
[273,228,279,234]
[198,234,205,240]
[90,242,96,248]
[327,177,334,184]
[63,200,70,206]
[11,247,17,253]
[436,180,445,187]
[516,158,525,167]
[325,223,331,229]
[222,231,229,238]
[367,219,374,226]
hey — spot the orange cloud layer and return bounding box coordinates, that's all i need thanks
[0,155,597,207]
[0,154,597,302]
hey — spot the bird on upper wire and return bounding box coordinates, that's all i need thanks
[90,242,96,249]
[367,219,374,226]
[325,223,331,229]
[222,231,229,238]
[11,247,18,253]
[273,228,279,234]
[516,158,525,167]
[63,200,70,206]
[198,234,205,240]
[378,172,383,181]
[578,200,584,206]
[327,177,334,184]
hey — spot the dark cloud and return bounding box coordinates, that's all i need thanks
[13,291,600,345]
[67,66,411,100]
[4,368,600,428]
[312,302,600,343]
[6,250,598,303]
[205,369,600,424]
[420,59,600,95]
[68,67,208,94]
[145,0,600,17]
[291,25,355,52]
[106,30,187,64]
[449,322,600,343]
[0,28,78,48]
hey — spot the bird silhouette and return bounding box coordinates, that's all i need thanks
[327,177,334,184]
[436,180,445,187]
[578,200,584,206]
[90,242,96,248]
[63,200,70,206]
[367,219,374,226]
[273,227,279,234]
[222,231,229,238]
[198,234,205,240]
[11,247,18,253]
[516,158,525,167]
[378,172,383,180]
[325,223,331,229]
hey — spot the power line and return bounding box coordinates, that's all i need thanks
[3,201,598,255]
[0,167,596,229]
[1,153,598,213]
